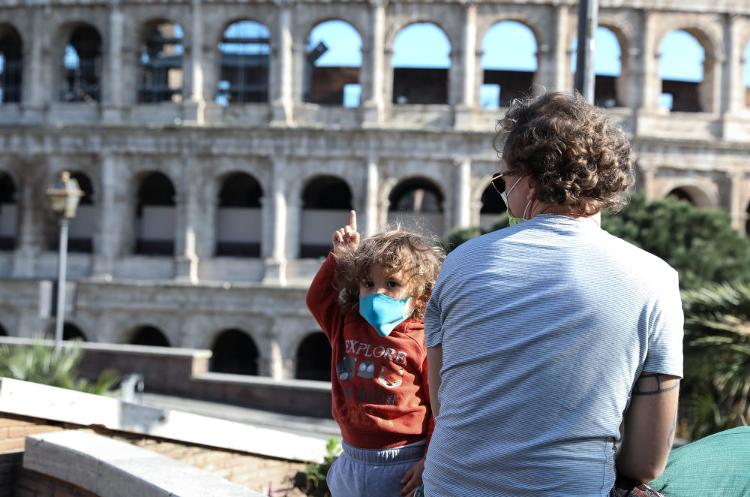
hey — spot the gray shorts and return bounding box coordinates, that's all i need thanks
[327,441,425,497]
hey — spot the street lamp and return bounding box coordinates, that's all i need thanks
[46,171,83,352]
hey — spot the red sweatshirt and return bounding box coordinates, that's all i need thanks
[306,253,433,449]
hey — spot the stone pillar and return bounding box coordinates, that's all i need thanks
[25,9,47,111]
[263,156,288,285]
[270,0,294,126]
[92,154,123,278]
[454,158,472,229]
[12,168,43,278]
[184,0,206,124]
[729,170,745,232]
[364,158,380,236]
[361,0,386,126]
[639,11,660,112]
[175,155,199,283]
[536,5,570,93]
[103,0,124,122]
[455,2,477,129]
[721,15,746,140]
[641,167,658,201]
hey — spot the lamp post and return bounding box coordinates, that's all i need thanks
[46,171,83,353]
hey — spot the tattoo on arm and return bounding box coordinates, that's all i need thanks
[632,373,680,396]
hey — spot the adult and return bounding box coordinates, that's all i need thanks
[423,92,683,497]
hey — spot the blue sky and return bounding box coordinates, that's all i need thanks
[305,20,730,84]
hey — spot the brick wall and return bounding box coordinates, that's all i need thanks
[14,470,99,497]
[0,452,22,497]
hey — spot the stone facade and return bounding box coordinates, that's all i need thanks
[0,0,749,379]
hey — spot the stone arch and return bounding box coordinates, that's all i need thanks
[63,322,87,341]
[480,20,538,109]
[68,171,95,253]
[127,325,171,347]
[60,23,102,102]
[657,27,719,113]
[665,185,713,208]
[391,22,452,105]
[0,24,22,104]
[135,171,176,256]
[138,19,184,103]
[304,19,362,107]
[296,331,331,381]
[215,171,263,257]
[300,174,353,258]
[0,321,6,336]
[0,169,17,251]
[571,25,626,108]
[387,176,445,236]
[216,19,270,105]
[209,328,259,375]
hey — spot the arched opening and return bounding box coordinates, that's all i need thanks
[68,172,95,253]
[216,172,262,257]
[300,175,352,258]
[129,325,170,347]
[479,181,507,229]
[138,21,184,103]
[0,171,16,250]
[305,20,362,107]
[62,25,102,102]
[571,26,622,108]
[480,21,537,109]
[216,20,270,105]
[667,187,696,205]
[63,322,86,341]
[296,332,331,381]
[209,329,259,375]
[0,322,7,336]
[135,172,175,256]
[387,177,444,236]
[392,23,451,105]
[0,25,22,104]
[659,30,705,112]
[745,201,750,236]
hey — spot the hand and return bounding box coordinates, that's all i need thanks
[332,210,360,250]
[400,457,424,497]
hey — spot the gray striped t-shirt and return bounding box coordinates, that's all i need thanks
[424,215,683,497]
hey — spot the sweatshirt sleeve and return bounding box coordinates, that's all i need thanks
[305,252,345,343]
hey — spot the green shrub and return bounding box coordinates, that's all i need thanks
[443,214,509,253]
[680,282,750,439]
[0,341,118,395]
[292,437,342,497]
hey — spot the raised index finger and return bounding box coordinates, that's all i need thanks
[348,210,357,232]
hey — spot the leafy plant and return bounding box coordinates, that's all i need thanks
[292,437,342,497]
[0,341,119,395]
[442,214,509,253]
[680,282,750,439]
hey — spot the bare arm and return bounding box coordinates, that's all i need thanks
[616,372,680,483]
[427,346,443,417]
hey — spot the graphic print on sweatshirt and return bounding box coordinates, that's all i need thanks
[336,338,410,405]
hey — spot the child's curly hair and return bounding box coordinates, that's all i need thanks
[334,230,445,320]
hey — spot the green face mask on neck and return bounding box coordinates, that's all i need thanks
[501,176,530,226]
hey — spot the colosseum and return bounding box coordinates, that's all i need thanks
[0,0,747,380]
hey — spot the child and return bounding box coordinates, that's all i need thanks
[306,210,444,497]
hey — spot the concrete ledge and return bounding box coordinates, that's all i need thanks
[24,430,263,497]
[0,378,326,463]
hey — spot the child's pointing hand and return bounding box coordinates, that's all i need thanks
[332,210,360,250]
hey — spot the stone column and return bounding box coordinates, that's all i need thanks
[536,5,570,93]
[25,9,48,112]
[729,170,745,232]
[12,165,45,278]
[454,158,472,229]
[103,0,124,122]
[263,156,288,285]
[361,0,386,126]
[455,2,477,129]
[641,167,658,201]
[92,154,123,278]
[270,0,294,126]
[175,154,199,283]
[364,158,380,236]
[184,0,206,124]
[721,15,746,140]
[639,11,660,112]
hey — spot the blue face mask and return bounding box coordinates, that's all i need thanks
[359,294,414,337]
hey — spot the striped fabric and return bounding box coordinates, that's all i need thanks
[423,215,683,497]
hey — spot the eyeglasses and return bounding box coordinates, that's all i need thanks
[490,171,506,196]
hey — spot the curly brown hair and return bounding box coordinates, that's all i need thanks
[334,230,445,320]
[494,92,634,215]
